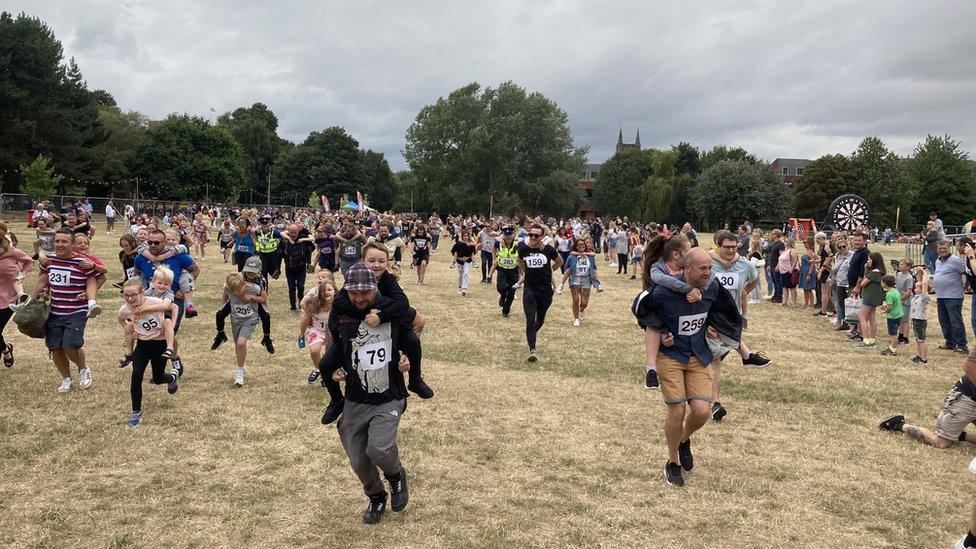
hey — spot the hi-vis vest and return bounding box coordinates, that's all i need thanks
[256,229,279,253]
[497,241,519,269]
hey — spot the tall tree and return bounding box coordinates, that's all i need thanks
[593,148,654,218]
[908,134,976,226]
[360,149,394,211]
[217,103,283,203]
[689,160,791,227]
[20,154,61,201]
[128,114,246,201]
[274,126,366,207]
[672,142,701,176]
[699,145,761,172]
[850,136,912,229]
[88,106,150,196]
[404,81,587,216]
[792,154,861,220]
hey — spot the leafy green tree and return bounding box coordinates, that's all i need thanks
[20,154,61,201]
[792,154,861,220]
[908,135,976,226]
[699,145,761,172]
[88,106,150,195]
[274,126,366,207]
[361,150,394,211]
[672,142,701,176]
[128,114,246,201]
[0,12,105,189]
[850,136,913,229]
[392,171,426,212]
[689,161,790,226]
[404,81,587,216]
[217,103,284,203]
[593,148,653,218]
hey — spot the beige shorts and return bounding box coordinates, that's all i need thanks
[934,387,976,441]
[656,354,714,405]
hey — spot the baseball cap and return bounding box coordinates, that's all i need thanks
[242,256,262,274]
[501,226,514,235]
[343,262,377,292]
[260,215,271,223]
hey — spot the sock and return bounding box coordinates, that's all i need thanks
[88,299,97,310]
[237,365,245,373]
[646,363,657,372]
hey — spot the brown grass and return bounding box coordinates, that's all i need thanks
[0,222,972,548]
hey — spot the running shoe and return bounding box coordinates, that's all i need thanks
[112,281,124,290]
[910,356,928,364]
[644,369,660,390]
[407,378,435,399]
[362,494,387,524]
[579,313,586,321]
[167,372,179,395]
[388,469,409,512]
[711,402,727,422]
[57,377,72,393]
[211,332,228,350]
[742,352,771,368]
[87,303,102,319]
[233,367,245,388]
[853,341,875,349]
[678,438,694,471]
[573,318,581,327]
[171,358,184,379]
[956,347,970,355]
[126,411,143,428]
[307,369,320,384]
[2,343,13,368]
[880,347,897,356]
[78,368,92,389]
[461,290,466,296]
[878,414,905,432]
[185,304,198,318]
[954,535,974,549]
[297,336,305,349]
[262,335,276,354]
[321,397,344,425]
[527,349,538,363]
[664,461,684,487]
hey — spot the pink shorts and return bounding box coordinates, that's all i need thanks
[305,328,330,345]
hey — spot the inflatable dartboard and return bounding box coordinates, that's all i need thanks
[823,194,870,232]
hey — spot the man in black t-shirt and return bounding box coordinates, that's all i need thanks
[879,348,976,449]
[517,223,562,362]
[767,229,786,303]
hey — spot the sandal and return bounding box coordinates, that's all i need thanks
[118,354,133,368]
[162,348,174,359]
[2,343,13,368]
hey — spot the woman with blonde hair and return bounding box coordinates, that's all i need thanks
[0,221,33,367]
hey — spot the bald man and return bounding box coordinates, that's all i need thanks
[280,223,314,312]
[651,247,722,487]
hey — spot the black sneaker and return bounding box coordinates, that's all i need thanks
[167,372,179,395]
[211,332,228,350]
[878,414,905,432]
[362,493,387,524]
[644,369,660,390]
[171,358,184,378]
[307,369,321,384]
[262,335,276,354]
[742,351,771,368]
[910,356,928,364]
[711,402,727,422]
[321,397,344,425]
[388,469,409,511]
[408,378,435,399]
[664,461,684,487]
[678,439,694,471]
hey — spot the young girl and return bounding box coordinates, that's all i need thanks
[854,251,886,349]
[629,231,644,280]
[451,230,475,296]
[192,213,209,260]
[221,272,267,388]
[777,237,799,307]
[560,238,596,326]
[301,277,337,385]
[799,237,818,308]
[631,233,699,390]
[909,266,929,364]
[218,217,235,263]
[164,229,197,318]
[119,265,180,368]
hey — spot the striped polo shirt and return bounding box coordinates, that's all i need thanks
[41,254,96,316]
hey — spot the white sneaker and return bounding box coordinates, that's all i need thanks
[573,318,581,327]
[969,456,976,475]
[579,313,586,321]
[234,367,245,388]
[78,368,92,389]
[955,535,971,549]
[57,377,72,393]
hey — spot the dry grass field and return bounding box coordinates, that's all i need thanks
[1,219,973,548]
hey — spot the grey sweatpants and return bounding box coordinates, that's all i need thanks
[338,398,406,497]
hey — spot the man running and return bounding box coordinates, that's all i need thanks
[32,229,100,392]
[489,226,520,317]
[324,263,417,524]
[517,223,562,362]
[654,247,730,487]
[709,230,771,421]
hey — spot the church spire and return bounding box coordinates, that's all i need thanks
[635,126,641,149]
[617,127,624,147]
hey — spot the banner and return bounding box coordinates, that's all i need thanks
[321,195,330,211]
[356,191,364,213]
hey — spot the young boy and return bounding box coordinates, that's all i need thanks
[220,272,267,387]
[895,259,915,345]
[212,255,274,353]
[879,274,904,356]
[119,266,180,368]
[910,266,930,364]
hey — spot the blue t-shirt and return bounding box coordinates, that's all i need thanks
[234,233,256,254]
[134,253,196,294]
[651,276,720,365]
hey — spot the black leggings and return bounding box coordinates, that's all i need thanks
[481,250,493,281]
[318,326,423,400]
[0,307,12,350]
[285,265,306,310]
[496,268,519,315]
[130,339,172,412]
[522,287,553,350]
[617,253,628,274]
[233,251,252,271]
[216,301,271,337]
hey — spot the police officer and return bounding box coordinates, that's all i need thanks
[255,215,282,280]
[489,226,520,317]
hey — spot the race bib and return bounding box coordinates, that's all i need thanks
[716,272,739,290]
[356,341,391,371]
[314,315,329,331]
[574,260,590,277]
[524,253,547,269]
[415,239,427,249]
[125,267,136,279]
[136,314,162,335]
[234,304,253,317]
[342,244,358,257]
[677,312,707,336]
[49,269,72,286]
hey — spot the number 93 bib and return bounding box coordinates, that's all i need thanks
[351,322,394,394]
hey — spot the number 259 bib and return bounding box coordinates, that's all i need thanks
[678,312,707,336]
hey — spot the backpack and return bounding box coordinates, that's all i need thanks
[13,297,49,339]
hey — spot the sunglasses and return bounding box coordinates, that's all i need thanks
[529,233,543,238]
[148,240,164,245]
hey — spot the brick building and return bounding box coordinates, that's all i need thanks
[770,158,812,186]
[579,128,641,218]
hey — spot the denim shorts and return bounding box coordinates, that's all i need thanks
[912,319,927,341]
[886,317,901,336]
[45,312,87,350]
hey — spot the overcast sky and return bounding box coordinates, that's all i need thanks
[9,1,976,170]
